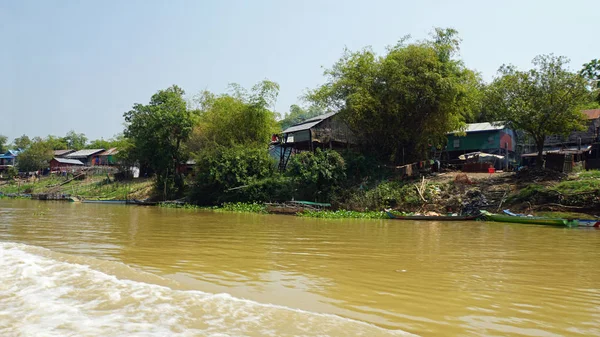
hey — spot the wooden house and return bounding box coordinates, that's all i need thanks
[0,150,19,172]
[541,109,600,150]
[276,112,355,169]
[93,148,119,166]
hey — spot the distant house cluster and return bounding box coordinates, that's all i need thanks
[50,148,119,171]
[445,109,600,171]
[272,109,600,173]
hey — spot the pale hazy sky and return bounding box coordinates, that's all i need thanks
[1,0,599,142]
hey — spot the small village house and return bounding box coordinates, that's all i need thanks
[520,109,600,170]
[93,148,119,166]
[275,112,355,169]
[445,122,516,170]
[0,150,20,172]
[49,157,84,171]
[64,149,105,166]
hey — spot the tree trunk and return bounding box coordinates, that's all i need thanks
[536,139,545,168]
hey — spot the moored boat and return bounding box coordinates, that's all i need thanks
[81,199,128,204]
[502,209,600,228]
[481,210,578,227]
[266,200,331,215]
[385,211,481,221]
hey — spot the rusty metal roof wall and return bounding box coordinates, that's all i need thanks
[65,149,105,158]
[98,147,119,156]
[583,109,600,120]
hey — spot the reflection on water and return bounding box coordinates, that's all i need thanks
[1,199,600,336]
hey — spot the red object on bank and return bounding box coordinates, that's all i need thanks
[488,167,495,174]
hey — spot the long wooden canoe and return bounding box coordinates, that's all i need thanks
[481,210,578,227]
[503,209,600,227]
[386,211,481,221]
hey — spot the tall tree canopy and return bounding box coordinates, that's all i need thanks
[86,133,128,150]
[309,28,482,164]
[123,85,196,198]
[17,137,53,172]
[62,130,88,150]
[486,55,590,167]
[189,80,280,151]
[581,59,600,104]
[187,80,280,204]
[12,134,31,150]
[0,135,7,153]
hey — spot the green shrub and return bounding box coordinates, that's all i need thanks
[286,149,346,202]
[189,145,276,205]
[218,202,267,214]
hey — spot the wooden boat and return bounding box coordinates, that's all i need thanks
[577,219,600,228]
[266,200,331,215]
[502,209,600,228]
[481,210,578,227]
[385,211,481,221]
[81,199,127,204]
[127,199,158,206]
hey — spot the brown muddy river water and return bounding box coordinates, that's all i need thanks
[1,199,599,336]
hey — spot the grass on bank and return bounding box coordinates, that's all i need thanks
[0,174,155,200]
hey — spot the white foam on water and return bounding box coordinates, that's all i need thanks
[0,242,415,337]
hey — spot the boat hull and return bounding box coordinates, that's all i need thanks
[386,212,480,221]
[481,211,576,227]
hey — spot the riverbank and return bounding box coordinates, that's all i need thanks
[0,173,154,201]
[2,169,599,219]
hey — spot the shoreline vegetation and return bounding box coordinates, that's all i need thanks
[1,29,599,220]
[2,168,599,220]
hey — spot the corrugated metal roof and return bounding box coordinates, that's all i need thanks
[451,122,505,134]
[65,149,105,158]
[54,149,75,156]
[98,148,119,156]
[282,112,337,134]
[282,120,323,134]
[3,150,19,157]
[52,157,84,165]
[583,109,600,120]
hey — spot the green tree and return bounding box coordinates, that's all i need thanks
[0,135,7,153]
[279,104,323,130]
[87,134,129,150]
[62,130,88,150]
[188,80,281,204]
[309,28,481,164]
[486,55,590,167]
[123,85,195,199]
[191,80,280,150]
[12,134,31,150]
[16,138,53,172]
[45,135,68,150]
[581,59,600,104]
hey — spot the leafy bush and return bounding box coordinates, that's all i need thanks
[189,145,276,205]
[286,149,346,202]
[218,202,267,214]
